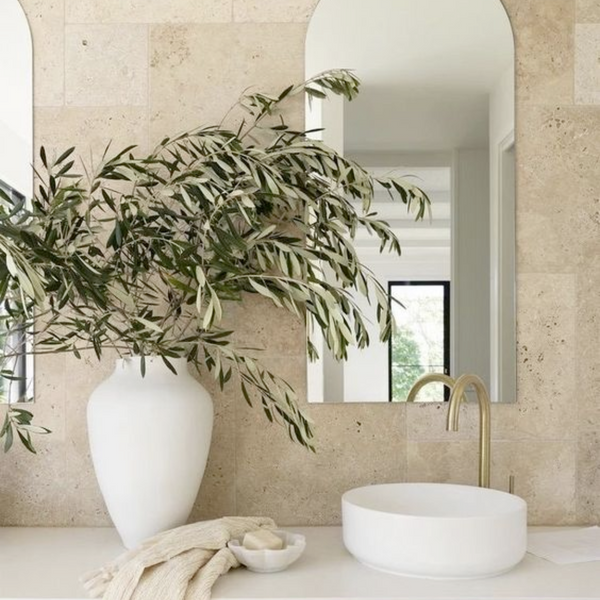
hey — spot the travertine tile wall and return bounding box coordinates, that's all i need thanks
[1,0,599,527]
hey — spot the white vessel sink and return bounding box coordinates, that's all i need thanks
[342,483,527,580]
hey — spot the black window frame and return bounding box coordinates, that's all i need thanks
[387,280,451,402]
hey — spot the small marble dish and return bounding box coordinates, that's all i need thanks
[228,530,306,573]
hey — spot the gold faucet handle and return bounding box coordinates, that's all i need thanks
[508,474,515,495]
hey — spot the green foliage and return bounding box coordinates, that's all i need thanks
[0,69,429,452]
[391,330,425,402]
[0,407,50,453]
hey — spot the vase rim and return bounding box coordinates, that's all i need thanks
[115,356,189,371]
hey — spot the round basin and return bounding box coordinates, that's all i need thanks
[342,483,527,580]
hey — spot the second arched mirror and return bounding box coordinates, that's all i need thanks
[305,0,515,404]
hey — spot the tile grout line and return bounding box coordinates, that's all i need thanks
[63,0,67,106]
[571,5,579,521]
[146,23,151,152]
[227,0,237,514]
[232,304,239,515]
[573,270,582,521]
[573,8,577,105]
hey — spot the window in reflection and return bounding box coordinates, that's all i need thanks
[0,306,33,404]
[0,179,25,205]
[389,281,449,402]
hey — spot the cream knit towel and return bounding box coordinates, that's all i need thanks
[81,517,277,600]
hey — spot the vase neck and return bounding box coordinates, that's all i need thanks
[115,356,189,377]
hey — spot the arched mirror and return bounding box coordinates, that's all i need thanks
[305,0,515,404]
[0,0,34,404]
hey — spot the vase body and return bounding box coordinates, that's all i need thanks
[87,357,213,549]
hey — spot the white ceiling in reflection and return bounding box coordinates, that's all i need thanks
[306,0,514,151]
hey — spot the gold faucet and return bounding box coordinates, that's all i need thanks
[446,373,491,488]
[406,372,492,489]
[405,373,461,402]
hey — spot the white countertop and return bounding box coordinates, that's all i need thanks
[1,526,599,600]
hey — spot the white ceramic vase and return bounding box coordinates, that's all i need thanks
[87,356,213,549]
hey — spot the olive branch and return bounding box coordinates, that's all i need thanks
[0,70,429,452]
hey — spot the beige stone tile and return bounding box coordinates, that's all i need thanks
[576,431,600,523]
[517,105,600,272]
[493,441,577,524]
[234,0,318,23]
[34,107,149,161]
[0,351,70,525]
[191,380,236,521]
[67,489,111,526]
[232,295,305,358]
[407,440,577,525]
[516,210,574,273]
[66,0,232,24]
[576,266,600,431]
[503,0,575,105]
[65,24,149,107]
[62,352,115,525]
[493,274,577,441]
[578,382,600,433]
[149,23,306,143]
[577,0,600,22]
[0,441,69,525]
[235,356,406,525]
[30,352,68,441]
[0,352,69,525]
[407,441,480,486]
[20,0,65,107]
[64,447,111,527]
[576,24,600,103]
[407,401,479,442]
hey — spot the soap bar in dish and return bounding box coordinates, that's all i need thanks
[243,530,284,550]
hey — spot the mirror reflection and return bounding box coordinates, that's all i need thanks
[306,0,515,403]
[0,0,34,403]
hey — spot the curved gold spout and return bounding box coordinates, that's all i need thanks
[406,373,464,403]
[446,373,491,488]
